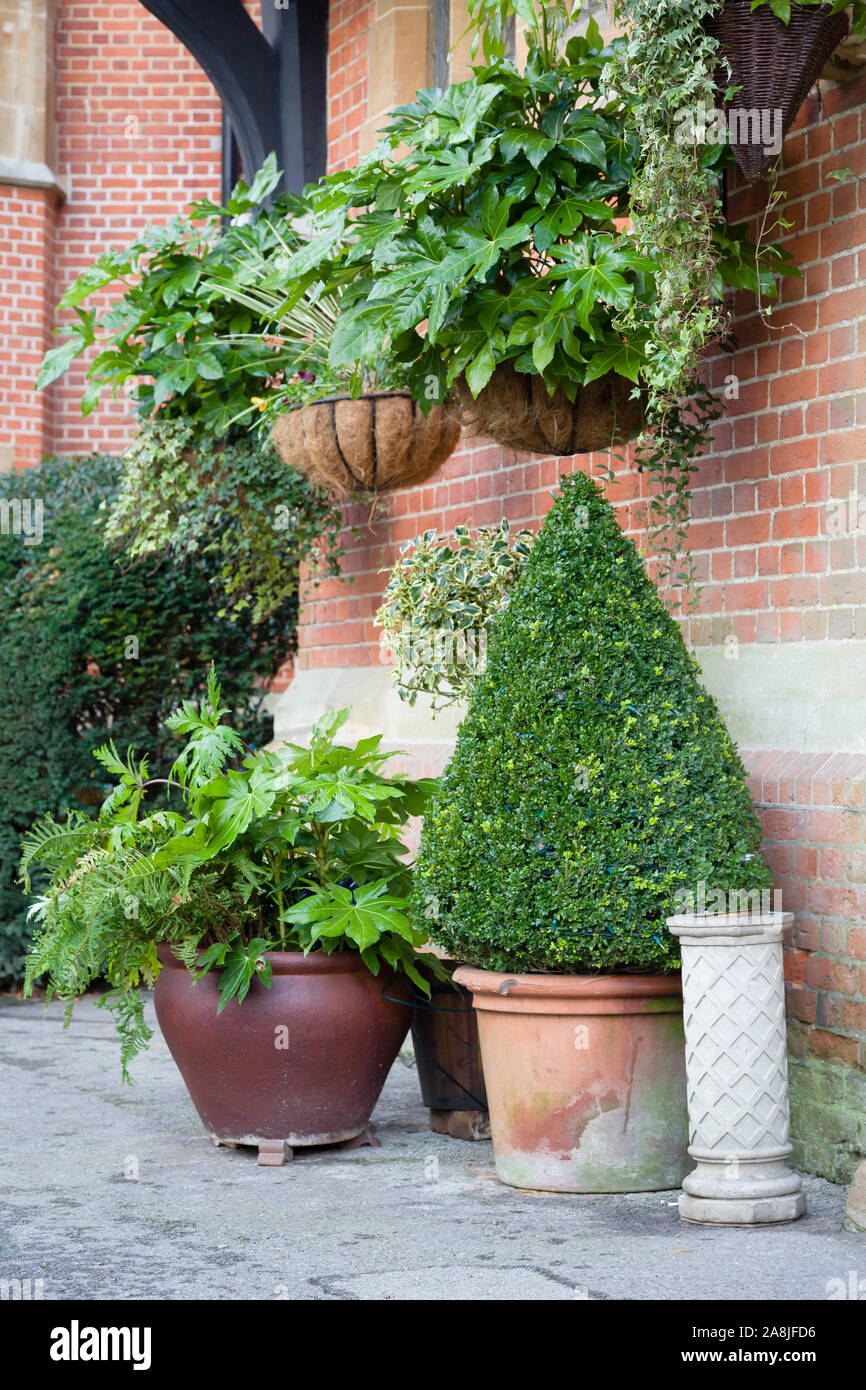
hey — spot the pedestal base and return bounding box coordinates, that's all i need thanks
[667,912,806,1229]
[679,1151,806,1225]
[679,1189,806,1225]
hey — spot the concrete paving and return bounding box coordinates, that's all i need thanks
[0,992,863,1301]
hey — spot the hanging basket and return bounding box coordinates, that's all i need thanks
[453,363,644,457]
[271,390,460,494]
[705,1,849,184]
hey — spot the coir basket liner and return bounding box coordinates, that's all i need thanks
[705,1,849,184]
[272,390,460,493]
[453,363,644,457]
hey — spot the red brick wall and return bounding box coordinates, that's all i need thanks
[296,17,866,1178]
[327,0,372,170]
[0,186,57,469]
[48,1,225,459]
[687,80,866,651]
[753,748,866,1177]
[753,751,866,1065]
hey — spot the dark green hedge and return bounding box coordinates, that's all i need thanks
[0,452,298,986]
[412,471,772,974]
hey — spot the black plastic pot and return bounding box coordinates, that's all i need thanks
[411,961,487,1113]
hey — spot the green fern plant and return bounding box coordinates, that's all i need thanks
[22,668,443,1079]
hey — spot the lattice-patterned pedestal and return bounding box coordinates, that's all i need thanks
[667,912,805,1225]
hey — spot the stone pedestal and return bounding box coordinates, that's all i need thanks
[845,1161,866,1233]
[667,912,806,1225]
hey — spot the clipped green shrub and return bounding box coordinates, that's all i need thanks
[413,471,772,973]
[0,452,301,987]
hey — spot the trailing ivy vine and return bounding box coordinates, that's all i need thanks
[604,0,800,597]
[103,419,344,623]
[603,0,729,593]
[607,1,726,407]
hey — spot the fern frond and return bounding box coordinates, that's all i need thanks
[19,812,99,889]
[168,935,208,971]
[97,988,153,1085]
[64,845,169,917]
[92,739,128,779]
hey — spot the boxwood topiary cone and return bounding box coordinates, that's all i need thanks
[413,471,772,974]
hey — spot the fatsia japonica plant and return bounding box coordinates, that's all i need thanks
[21,669,441,1079]
[257,0,791,591]
[265,5,655,406]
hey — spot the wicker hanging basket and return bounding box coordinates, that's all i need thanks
[705,1,849,184]
[453,363,644,457]
[271,390,460,494]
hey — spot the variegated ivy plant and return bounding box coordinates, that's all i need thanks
[376,520,534,709]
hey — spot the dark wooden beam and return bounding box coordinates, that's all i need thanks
[262,0,329,191]
[138,0,281,183]
[138,0,328,195]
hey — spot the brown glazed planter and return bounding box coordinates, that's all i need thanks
[154,946,411,1156]
[453,966,689,1193]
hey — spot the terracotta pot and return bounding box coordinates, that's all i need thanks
[411,961,487,1113]
[154,946,411,1152]
[453,966,689,1193]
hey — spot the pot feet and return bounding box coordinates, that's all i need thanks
[212,1127,381,1166]
[257,1140,294,1166]
[339,1124,380,1151]
[429,1108,491,1141]
[256,1128,379,1163]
